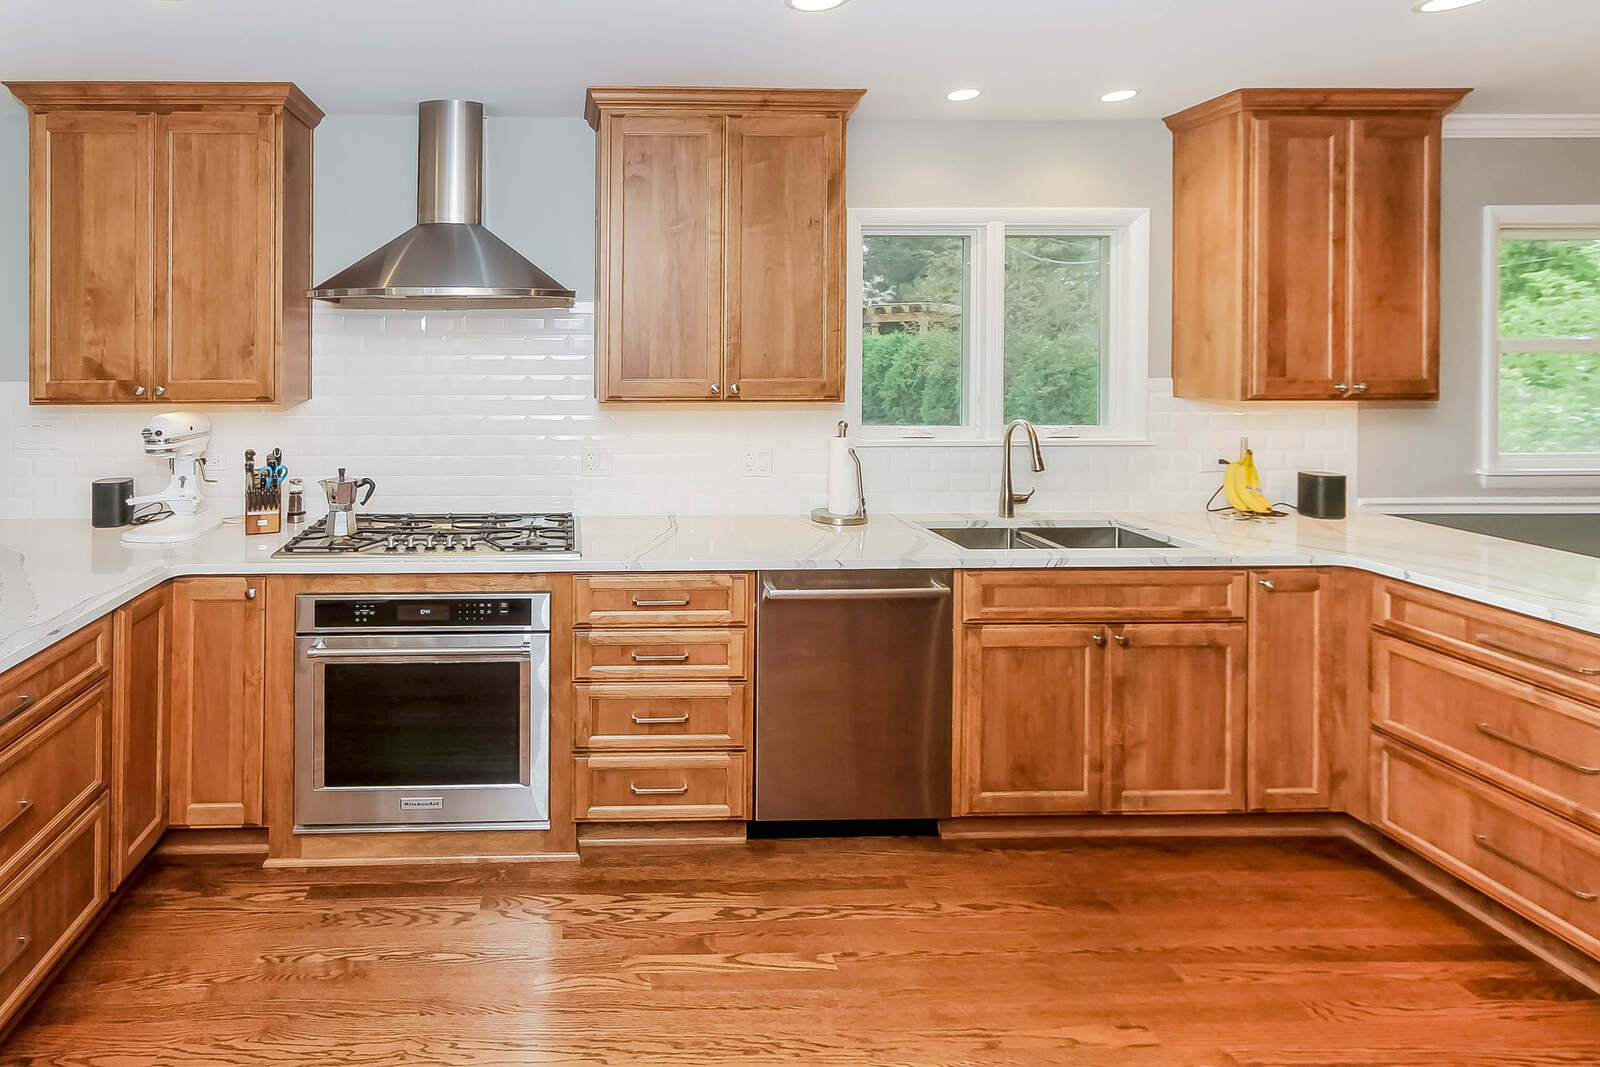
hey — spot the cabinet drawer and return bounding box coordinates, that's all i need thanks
[574,754,747,821]
[0,796,109,1025]
[1373,740,1600,959]
[574,629,746,681]
[1373,635,1600,830]
[574,574,748,628]
[574,683,747,751]
[0,617,112,751]
[0,682,109,886]
[1374,580,1600,708]
[961,570,1247,623]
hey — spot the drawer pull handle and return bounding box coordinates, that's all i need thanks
[0,935,29,975]
[630,782,690,796]
[631,652,690,663]
[0,695,32,727]
[1476,723,1600,776]
[1472,634,1600,677]
[631,713,691,725]
[0,800,33,839]
[1474,834,1598,901]
[631,598,691,608]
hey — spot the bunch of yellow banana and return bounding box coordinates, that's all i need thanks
[1222,449,1275,515]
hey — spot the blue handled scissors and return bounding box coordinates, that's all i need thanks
[258,463,287,491]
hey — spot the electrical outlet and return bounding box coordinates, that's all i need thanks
[741,447,773,478]
[581,446,612,477]
[13,420,60,455]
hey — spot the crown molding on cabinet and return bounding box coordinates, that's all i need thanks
[3,81,324,127]
[1442,113,1600,139]
[584,86,865,131]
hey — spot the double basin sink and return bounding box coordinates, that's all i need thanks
[923,522,1182,551]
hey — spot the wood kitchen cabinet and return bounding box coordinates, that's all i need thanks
[111,584,169,880]
[1104,623,1248,813]
[958,625,1105,815]
[1165,88,1468,402]
[1248,569,1335,811]
[169,578,266,828]
[5,82,322,405]
[586,88,861,403]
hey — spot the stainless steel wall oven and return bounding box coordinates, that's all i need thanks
[294,593,551,831]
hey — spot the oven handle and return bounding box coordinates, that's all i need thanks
[304,642,533,660]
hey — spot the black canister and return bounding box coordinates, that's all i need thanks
[91,477,134,528]
[1297,471,1347,520]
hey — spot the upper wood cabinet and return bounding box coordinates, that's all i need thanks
[5,82,322,405]
[586,88,862,403]
[1165,88,1468,402]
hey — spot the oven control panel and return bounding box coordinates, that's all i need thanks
[310,597,534,630]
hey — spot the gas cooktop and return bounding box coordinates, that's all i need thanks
[274,512,579,557]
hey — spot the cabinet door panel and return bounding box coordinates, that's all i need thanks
[170,578,265,827]
[113,583,170,880]
[1248,570,1334,810]
[724,113,844,400]
[1106,623,1247,812]
[1348,116,1440,399]
[155,112,276,402]
[30,111,153,402]
[958,626,1103,815]
[1248,115,1348,399]
[600,114,724,400]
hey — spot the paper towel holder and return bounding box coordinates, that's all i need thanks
[812,422,868,528]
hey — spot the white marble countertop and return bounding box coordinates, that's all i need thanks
[2,509,1598,674]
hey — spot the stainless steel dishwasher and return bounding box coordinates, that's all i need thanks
[754,570,952,821]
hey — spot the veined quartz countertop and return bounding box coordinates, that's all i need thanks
[2,509,1599,674]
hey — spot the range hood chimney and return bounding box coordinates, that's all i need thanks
[308,100,575,310]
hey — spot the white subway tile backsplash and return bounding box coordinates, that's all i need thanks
[0,305,1357,521]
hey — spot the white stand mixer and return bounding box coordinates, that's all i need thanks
[120,412,224,545]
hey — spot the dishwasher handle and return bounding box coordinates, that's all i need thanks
[760,578,951,602]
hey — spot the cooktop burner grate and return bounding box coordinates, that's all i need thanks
[274,512,579,557]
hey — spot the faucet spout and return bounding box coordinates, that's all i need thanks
[999,418,1046,518]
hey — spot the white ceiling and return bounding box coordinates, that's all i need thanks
[1,0,1596,120]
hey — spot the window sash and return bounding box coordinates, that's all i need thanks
[1481,206,1600,477]
[851,209,1149,445]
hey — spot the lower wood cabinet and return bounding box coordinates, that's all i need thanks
[1105,623,1247,813]
[959,626,1104,815]
[169,578,265,828]
[112,585,169,880]
[1247,569,1335,811]
[957,618,1247,815]
[0,683,109,887]
[573,754,748,821]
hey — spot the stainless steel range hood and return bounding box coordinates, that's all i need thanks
[308,100,575,310]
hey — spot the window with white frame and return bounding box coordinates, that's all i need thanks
[1483,206,1600,478]
[849,209,1149,444]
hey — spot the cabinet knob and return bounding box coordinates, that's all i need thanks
[245,587,258,600]
[1112,633,1129,647]
[1332,383,1350,394]
[133,385,147,397]
[1349,382,1368,394]
[1090,632,1105,647]
[1258,579,1276,591]
[710,384,721,396]
[154,385,166,396]
[729,383,740,397]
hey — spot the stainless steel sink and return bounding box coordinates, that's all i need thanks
[924,523,1180,551]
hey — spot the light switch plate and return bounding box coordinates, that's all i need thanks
[13,420,61,455]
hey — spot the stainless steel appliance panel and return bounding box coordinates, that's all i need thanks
[755,570,953,821]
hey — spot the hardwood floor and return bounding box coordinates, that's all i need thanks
[5,836,1600,1065]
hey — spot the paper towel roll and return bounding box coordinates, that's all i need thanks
[826,437,857,516]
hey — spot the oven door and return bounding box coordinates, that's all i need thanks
[294,632,550,830]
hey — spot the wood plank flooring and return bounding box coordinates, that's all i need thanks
[5,836,1600,1065]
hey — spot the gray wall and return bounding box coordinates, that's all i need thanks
[1357,137,1600,501]
[0,111,1172,381]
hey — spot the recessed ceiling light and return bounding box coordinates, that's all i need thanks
[1100,89,1140,103]
[946,88,982,102]
[786,0,849,10]
[1413,0,1485,11]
